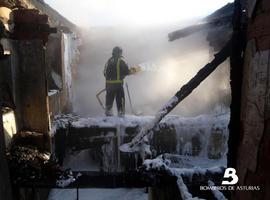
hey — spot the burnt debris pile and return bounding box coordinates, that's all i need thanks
[6,131,61,184]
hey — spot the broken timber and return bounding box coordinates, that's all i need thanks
[121,39,231,152]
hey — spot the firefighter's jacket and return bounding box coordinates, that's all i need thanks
[104,56,129,84]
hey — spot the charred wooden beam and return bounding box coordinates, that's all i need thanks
[9,9,57,43]
[157,39,231,128]
[168,15,232,41]
[67,127,117,151]
[168,3,234,42]
[227,0,246,169]
[128,40,231,148]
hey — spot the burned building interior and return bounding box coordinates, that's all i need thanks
[0,0,269,200]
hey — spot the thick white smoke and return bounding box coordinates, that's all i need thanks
[73,24,230,117]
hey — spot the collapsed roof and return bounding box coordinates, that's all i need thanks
[168,3,234,51]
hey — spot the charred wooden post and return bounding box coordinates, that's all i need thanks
[231,0,270,199]
[8,8,57,151]
[227,0,246,169]
[1,2,79,200]
[54,128,67,165]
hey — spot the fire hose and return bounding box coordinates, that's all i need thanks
[96,66,142,113]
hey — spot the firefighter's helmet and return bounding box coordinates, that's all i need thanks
[112,46,123,57]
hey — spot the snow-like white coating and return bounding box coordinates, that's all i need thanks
[120,112,228,155]
[160,96,179,112]
[56,171,80,188]
[52,113,229,166]
[143,154,225,200]
[121,96,179,153]
[72,115,153,128]
[48,89,59,97]
[143,156,171,171]
[50,113,229,199]
[56,176,76,188]
[52,113,229,132]
[176,175,205,200]
[143,154,225,172]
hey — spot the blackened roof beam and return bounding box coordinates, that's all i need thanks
[168,3,234,41]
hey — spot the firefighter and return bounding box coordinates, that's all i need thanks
[104,46,136,117]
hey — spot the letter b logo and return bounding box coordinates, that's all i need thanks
[222,168,239,185]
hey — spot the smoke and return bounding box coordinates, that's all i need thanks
[73,24,230,117]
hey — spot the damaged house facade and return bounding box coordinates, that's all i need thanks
[0,0,80,199]
[0,0,80,147]
[0,0,269,200]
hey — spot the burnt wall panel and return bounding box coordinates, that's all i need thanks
[233,0,270,198]
[11,40,49,134]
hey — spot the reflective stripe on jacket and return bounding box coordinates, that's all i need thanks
[104,56,129,83]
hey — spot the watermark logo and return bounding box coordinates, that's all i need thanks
[222,168,239,185]
[199,168,260,192]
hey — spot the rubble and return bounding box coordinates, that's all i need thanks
[56,169,81,188]
[6,145,53,182]
[6,142,82,189]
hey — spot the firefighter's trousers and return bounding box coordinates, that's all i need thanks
[105,83,125,116]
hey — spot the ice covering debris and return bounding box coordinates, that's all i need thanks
[52,113,229,165]
[143,156,171,171]
[56,169,81,188]
[177,175,205,200]
[51,114,80,135]
[142,154,225,200]
[119,112,229,157]
[52,114,153,135]
[119,96,179,153]
[52,113,229,133]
